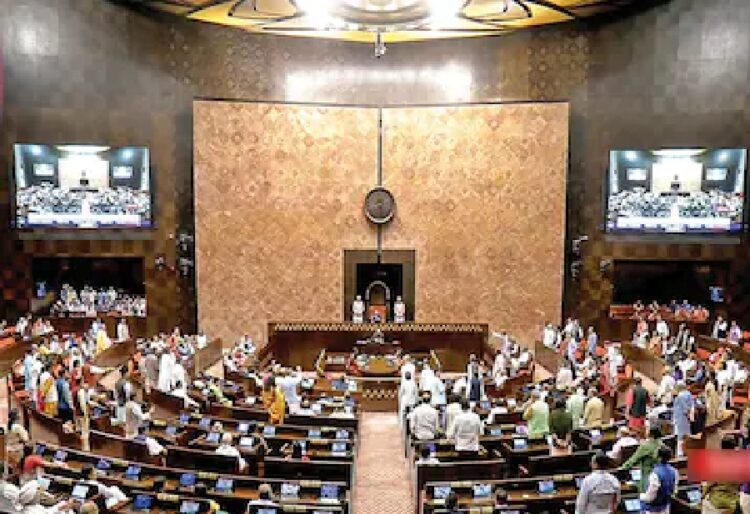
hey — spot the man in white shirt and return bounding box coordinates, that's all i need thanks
[656,367,676,404]
[451,376,468,397]
[444,395,462,433]
[408,394,439,440]
[398,371,418,426]
[655,316,669,339]
[734,363,748,385]
[276,367,303,414]
[215,432,247,472]
[157,350,176,392]
[446,399,482,453]
[542,324,557,348]
[606,426,639,462]
[556,363,574,390]
[116,319,130,342]
[419,363,435,392]
[492,349,507,379]
[575,452,621,514]
[428,370,447,407]
[400,355,416,383]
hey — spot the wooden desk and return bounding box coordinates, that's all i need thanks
[697,335,750,365]
[265,322,488,372]
[620,343,666,382]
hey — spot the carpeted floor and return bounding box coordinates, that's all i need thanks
[354,412,414,514]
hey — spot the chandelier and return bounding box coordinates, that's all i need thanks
[130,0,638,42]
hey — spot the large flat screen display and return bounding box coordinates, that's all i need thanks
[605,148,747,234]
[12,144,152,229]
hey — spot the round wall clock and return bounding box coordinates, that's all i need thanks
[364,187,396,224]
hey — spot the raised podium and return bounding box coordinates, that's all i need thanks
[266,322,488,372]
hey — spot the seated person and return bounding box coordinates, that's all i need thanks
[416,445,439,465]
[248,483,279,508]
[215,433,247,472]
[606,426,639,463]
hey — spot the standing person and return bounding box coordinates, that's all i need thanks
[276,367,303,414]
[400,355,416,383]
[623,426,663,493]
[628,377,649,436]
[672,381,693,457]
[116,318,130,342]
[157,349,175,392]
[444,394,462,434]
[446,399,482,455]
[575,452,621,514]
[522,390,550,437]
[420,363,435,393]
[262,376,286,425]
[549,398,573,451]
[468,372,483,403]
[641,446,679,514]
[656,367,676,404]
[124,391,150,439]
[409,393,439,441]
[113,365,132,426]
[141,348,159,394]
[587,327,599,357]
[56,368,75,424]
[567,386,586,429]
[583,387,604,428]
[77,378,93,434]
[39,364,58,416]
[429,370,447,407]
[398,371,418,426]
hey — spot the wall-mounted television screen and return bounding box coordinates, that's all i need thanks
[605,148,747,234]
[12,144,152,229]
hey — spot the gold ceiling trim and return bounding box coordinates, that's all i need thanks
[127,0,641,42]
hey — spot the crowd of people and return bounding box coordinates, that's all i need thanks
[608,189,744,222]
[16,184,151,218]
[48,284,146,318]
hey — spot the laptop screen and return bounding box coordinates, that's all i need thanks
[166,425,178,436]
[281,483,300,498]
[238,423,250,434]
[180,501,201,514]
[263,426,276,437]
[216,478,233,492]
[206,432,221,443]
[309,429,322,439]
[686,489,701,504]
[332,442,347,453]
[336,430,349,440]
[434,486,451,499]
[180,473,197,487]
[624,499,641,512]
[134,495,153,510]
[538,480,555,494]
[513,438,527,450]
[321,484,339,499]
[239,436,255,447]
[96,458,111,470]
[125,465,141,478]
[630,469,642,482]
[473,484,492,498]
[54,450,68,462]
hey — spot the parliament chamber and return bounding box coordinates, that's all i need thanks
[2,0,750,513]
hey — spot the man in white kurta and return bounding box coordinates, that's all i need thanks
[393,296,406,324]
[400,356,416,383]
[398,372,418,426]
[352,295,365,324]
[157,351,176,392]
[116,319,130,342]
